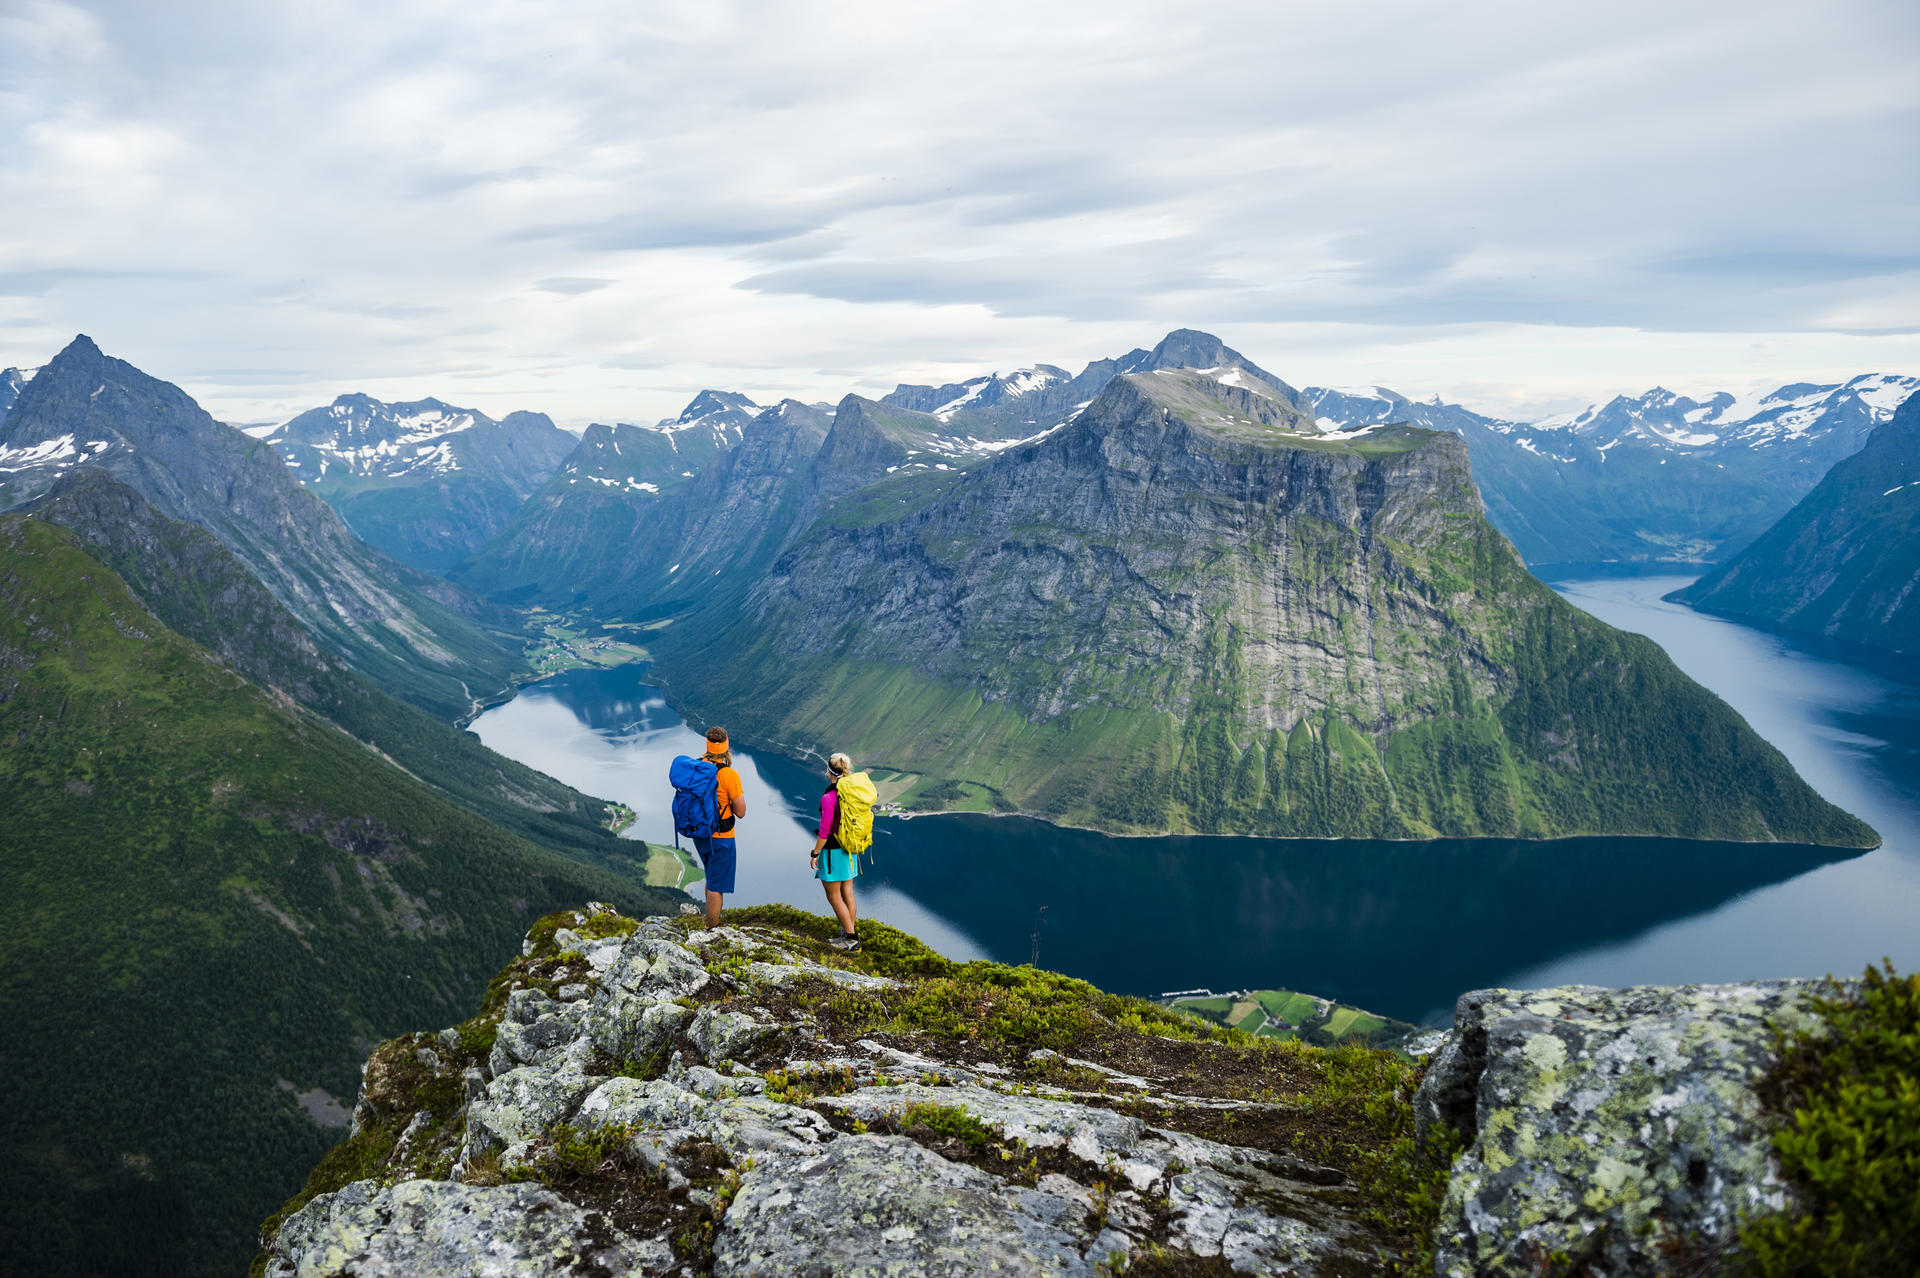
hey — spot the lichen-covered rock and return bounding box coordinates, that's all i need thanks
[266,1178,672,1277]
[603,933,712,1002]
[818,1081,1368,1273]
[263,908,1447,1277]
[687,1006,779,1065]
[463,1055,604,1156]
[573,1074,836,1165]
[585,990,693,1061]
[714,1134,1102,1277]
[1418,981,1825,1276]
[489,987,589,1077]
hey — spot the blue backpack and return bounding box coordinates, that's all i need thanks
[669,755,720,842]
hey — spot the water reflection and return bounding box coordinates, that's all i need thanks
[866,819,1846,1022]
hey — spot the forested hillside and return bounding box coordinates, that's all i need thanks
[0,515,684,1277]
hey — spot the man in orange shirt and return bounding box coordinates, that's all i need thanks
[692,726,746,927]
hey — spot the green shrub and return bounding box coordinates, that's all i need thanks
[1735,962,1919,1276]
[901,1103,996,1154]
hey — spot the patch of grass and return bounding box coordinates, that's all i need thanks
[505,1122,641,1187]
[901,1102,997,1155]
[1734,962,1919,1276]
[762,1065,862,1105]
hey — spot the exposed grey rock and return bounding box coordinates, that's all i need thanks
[584,990,692,1062]
[604,934,711,1001]
[463,1054,603,1156]
[279,919,1824,1278]
[488,988,589,1077]
[1419,981,1825,1277]
[574,1075,834,1165]
[745,959,899,991]
[687,1006,779,1065]
[266,1177,671,1277]
[714,1135,1102,1277]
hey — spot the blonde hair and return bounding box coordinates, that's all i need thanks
[827,752,852,776]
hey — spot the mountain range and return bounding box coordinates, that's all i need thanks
[0,328,1897,1276]
[1309,376,1917,571]
[255,394,577,573]
[15,339,1901,599]
[1676,390,1920,655]
[635,352,1870,842]
[0,340,536,720]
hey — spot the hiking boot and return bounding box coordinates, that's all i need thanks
[830,933,861,952]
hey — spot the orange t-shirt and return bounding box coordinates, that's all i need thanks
[706,754,745,834]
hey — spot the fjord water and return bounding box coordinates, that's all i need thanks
[471,577,1920,1024]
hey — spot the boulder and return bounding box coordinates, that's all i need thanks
[265,1178,674,1277]
[687,1006,779,1065]
[714,1134,1101,1277]
[1417,981,1824,1277]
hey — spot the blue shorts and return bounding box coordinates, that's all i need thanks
[815,845,859,883]
[691,835,736,894]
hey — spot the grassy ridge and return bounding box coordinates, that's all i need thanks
[0,516,684,1277]
[1166,989,1416,1049]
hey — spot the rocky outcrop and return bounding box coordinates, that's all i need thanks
[259,906,1389,1276]
[262,906,1848,1278]
[1415,981,1827,1277]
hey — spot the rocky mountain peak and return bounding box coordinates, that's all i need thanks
[677,389,758,424]
[1112,366,1319,437]
[1145,326,1234,368]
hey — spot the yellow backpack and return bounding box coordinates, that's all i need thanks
[834,772,878,858]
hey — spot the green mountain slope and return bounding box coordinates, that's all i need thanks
[650,369,1874,846]
[1675,392,1920,655]
[26,468,646,867]
[0,515,684,1278]
[0,337,526,719]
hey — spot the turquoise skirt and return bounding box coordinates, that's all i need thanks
[815,846,859,883]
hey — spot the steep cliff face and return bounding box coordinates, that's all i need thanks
[0,337,524,718]
[654,370,1873,844]
[1676,391,1920,655]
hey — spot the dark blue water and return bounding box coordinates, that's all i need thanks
[473,578,1920,1023]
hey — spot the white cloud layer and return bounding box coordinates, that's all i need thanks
[0,0,1915,425]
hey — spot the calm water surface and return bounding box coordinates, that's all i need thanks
[471,577,1920,1023]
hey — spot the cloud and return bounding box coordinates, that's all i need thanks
[0,0,1912,426]
[536,277,616,295]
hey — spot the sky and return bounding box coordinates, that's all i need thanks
[1,0,1916,428]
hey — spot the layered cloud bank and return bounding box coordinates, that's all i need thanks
[1,0,1915,424]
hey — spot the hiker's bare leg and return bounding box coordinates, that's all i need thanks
[829,880,857,933]
[705,889,723,929]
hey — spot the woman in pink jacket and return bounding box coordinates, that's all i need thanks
[810,752,861,951]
